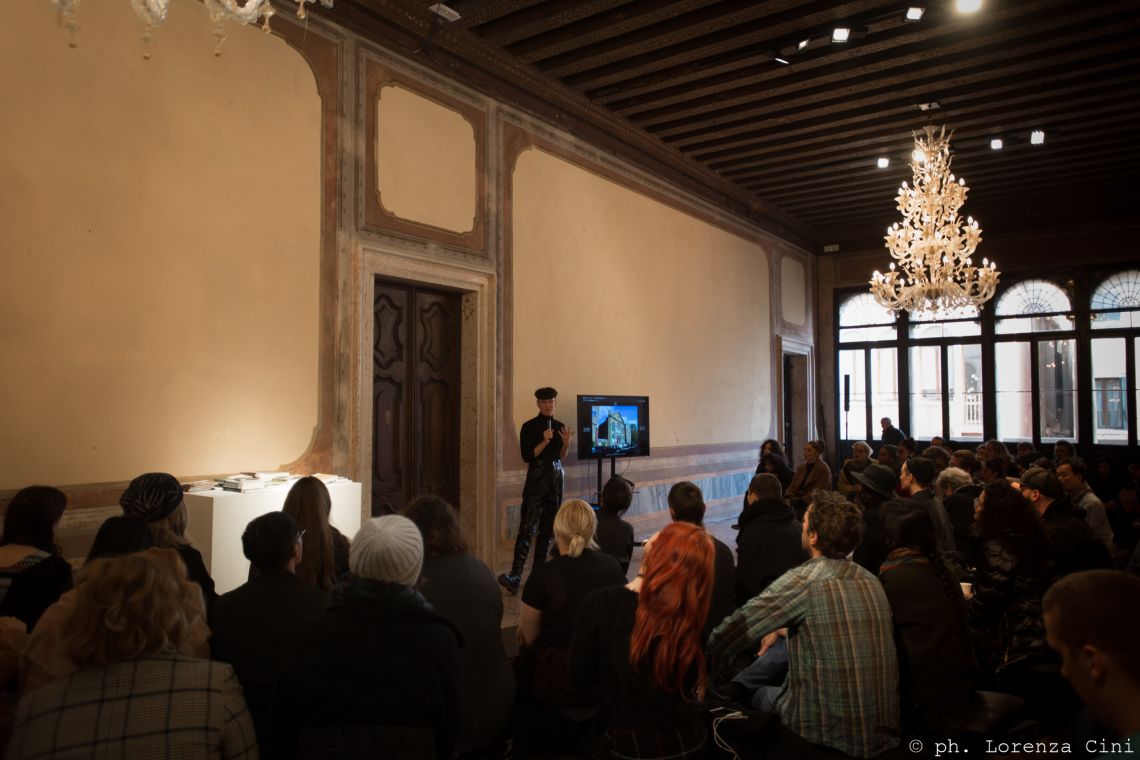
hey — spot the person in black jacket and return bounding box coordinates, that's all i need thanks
[668,482,736,636]
[1018,467,1111,577]
[0,486,72,631]
[119,472,217,608]
[210,511,327,757]
[851,463,900,573]
[594,475,636,575]
[500,386,572,594]
[969,481,1056,678]
[734,474,806,605]
[275,515,462,760]
[878,499,979,735]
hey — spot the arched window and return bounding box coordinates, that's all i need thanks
[1091,270,1140,330]
[995,278,1074,334]
[838,292,896,342]
[993,279,1076,444]
[837,293,898,442]
[1089,270,1140,444]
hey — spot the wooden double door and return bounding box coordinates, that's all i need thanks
[372,280,461,516]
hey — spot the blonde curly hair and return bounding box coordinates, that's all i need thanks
[64,548,206,668]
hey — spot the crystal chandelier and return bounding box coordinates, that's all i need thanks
[870,125,999,314]
[54,0,333,57]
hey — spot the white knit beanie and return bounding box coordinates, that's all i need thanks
[349,515,424,586]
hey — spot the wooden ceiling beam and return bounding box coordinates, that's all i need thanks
[674,62,1140,155]
[724,90,1140,186]
[635,7,1137,134]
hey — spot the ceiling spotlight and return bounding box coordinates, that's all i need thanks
[832,27,850,43]
[955,0,982,13]
[877,157,890,169]
[905,7,925,21]
[798,39,810,50]
[773,56,790,65]
[990,138,1003,150]
[916,101,941,111]
[1031,129,1046,145]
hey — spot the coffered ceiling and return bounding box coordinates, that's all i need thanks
[339,0,1140,251]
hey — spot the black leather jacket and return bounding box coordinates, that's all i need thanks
[967,531,1055,671]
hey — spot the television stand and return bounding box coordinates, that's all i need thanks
[595,455,618,504]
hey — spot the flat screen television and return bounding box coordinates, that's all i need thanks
[576,395,650,460]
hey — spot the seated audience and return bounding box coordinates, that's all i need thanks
[1053,439,1076,466]
[950,449,981,479]
[0,486,72,631]
[668,482,736,635]
[734,474,806,605]
[282,475,351,591]
[921,445,952,477]
[594,475,636,574]
[836,440,873,498]
[516,499,625,707]
[759,438,786,463]
[937,466,981,567]
[709,491,899,759]
[19,515,184,695]
[1016,442,1036,459]
[9,549,256,759]
[851,463,899,573]
[900,456,955,553]
[979,457,1005,484]
[968,481,1056,682]
[1019,466,1111,577]
[572,522,714,759]
[276,515,461,759]
[785,440,832,505]
[1043,571,1140,757]
[210,511,326,755]
[898,437,918,465]
[1090,456,1125,508]
[405,496,514,757]
[1057,457,1115,552]
[1112,485,1140,564]
[877,443,901,476]
[986,439,1017,476]
[760,451,795,492]
[878,499,979,735]
[120,472,216,606]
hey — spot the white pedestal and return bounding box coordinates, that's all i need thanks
[184,481,363,595]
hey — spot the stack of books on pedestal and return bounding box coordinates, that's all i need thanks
[222,475,267,493]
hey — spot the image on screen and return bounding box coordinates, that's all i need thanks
[590,405,640,455]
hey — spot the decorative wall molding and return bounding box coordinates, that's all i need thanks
[353,242,498,564]
[361,57,489,252]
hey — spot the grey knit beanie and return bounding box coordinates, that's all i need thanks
[349,515,423,586]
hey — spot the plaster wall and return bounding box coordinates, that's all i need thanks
[376,84,477,232]
[511,148,772,447]
[0,2,320,488]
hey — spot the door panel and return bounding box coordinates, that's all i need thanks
[372,281,461,516]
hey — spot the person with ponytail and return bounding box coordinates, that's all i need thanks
[877,498,980,735]
[515,499,625,708]
[572,522,714,759]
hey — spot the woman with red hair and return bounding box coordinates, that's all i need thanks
[572,521,714,759]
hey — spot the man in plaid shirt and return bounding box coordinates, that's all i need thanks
[709,490,900,758]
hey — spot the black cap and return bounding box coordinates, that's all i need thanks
[535,387,558,400]
[119,472,183,522]
[852,464,899,499]
[1020,466,1063,500]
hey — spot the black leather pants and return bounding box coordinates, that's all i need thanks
[509,461,563,577]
